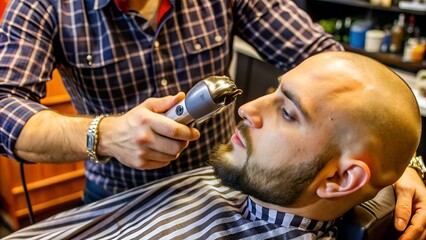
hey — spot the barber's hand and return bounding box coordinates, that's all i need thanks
[100,92,200,170]
[393,167,426,240]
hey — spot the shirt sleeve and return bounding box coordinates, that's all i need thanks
[0,0,56,159]
[233,0,344,72]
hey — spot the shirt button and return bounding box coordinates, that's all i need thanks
[160,79,168,86]
[194,43,202,51]
[214,35,222,42]
[154,41,160,48]
[86,54,93,66]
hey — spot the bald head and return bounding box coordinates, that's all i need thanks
[296,51,421,187]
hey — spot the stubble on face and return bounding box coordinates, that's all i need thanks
[208,121,251,186]
[209,122,335,207]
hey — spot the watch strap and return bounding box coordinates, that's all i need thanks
[87,114,111,164]
[408,156,426,182]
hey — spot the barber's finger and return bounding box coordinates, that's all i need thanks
[115,146,178,170]
[150,115,200,141]
[139,160,172,170]
[137,130,190,155]
[393,186,413,231]
[138,143,185,161]
[122,149,179,170]
[133,158,173,170]
[398,212,426,240]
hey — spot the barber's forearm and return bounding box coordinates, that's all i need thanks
[14,110,92,163]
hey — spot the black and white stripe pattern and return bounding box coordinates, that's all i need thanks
[5,167,337,240]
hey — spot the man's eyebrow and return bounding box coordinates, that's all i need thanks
[281,87,311,121]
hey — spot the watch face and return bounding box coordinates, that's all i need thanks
[87,135,95,150]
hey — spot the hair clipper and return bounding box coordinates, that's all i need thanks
[165,75,243,125]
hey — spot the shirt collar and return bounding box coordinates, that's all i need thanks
[245,197,336,231]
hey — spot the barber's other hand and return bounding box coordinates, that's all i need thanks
[393,167,426,240]
[99,92,200,170]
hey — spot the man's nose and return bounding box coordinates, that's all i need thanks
[238,97,266,128]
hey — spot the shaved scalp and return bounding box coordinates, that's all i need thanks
[304,52,421,187]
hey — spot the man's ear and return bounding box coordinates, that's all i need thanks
[316,159,371,198]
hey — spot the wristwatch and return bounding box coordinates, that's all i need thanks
[87,114,111,164]
[408,156,426,183]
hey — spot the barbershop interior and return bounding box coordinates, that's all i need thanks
[1,0,426,239]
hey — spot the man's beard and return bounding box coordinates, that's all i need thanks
[208,122,334,207]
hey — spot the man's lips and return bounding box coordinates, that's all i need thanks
[231,129,246,148]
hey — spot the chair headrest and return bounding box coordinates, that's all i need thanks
[336,185,402,240]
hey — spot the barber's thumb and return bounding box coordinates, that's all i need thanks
[394,198,411,231]
[170,92,186,106]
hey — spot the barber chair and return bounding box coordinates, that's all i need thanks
[337,185,402,240]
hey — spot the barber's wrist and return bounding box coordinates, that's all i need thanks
[408,156,426,184]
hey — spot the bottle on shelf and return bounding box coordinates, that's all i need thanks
[342,17,352,44]
[405,15,420,42]
[403,37,426,62]
[403,37,418,62]
[390,13,406,54]
[380,26,392,53]
[334,19,343,42]
[412,37,426,62]
[402,14,424,62]
[333,17,352,44]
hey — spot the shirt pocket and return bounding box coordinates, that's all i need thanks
[183,27,228,55]
[180,0,231,55]
[64,49,126,69]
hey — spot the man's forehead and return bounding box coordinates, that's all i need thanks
[277,69,370,121]
[279,64,366,93]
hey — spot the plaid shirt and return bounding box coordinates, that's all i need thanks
[0,0,343,194]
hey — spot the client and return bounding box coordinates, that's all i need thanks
[4,52,421,239]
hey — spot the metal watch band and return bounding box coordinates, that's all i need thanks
[86,114,111,164]
[408,156,426,182]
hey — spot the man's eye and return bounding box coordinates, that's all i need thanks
[281,109,295,121]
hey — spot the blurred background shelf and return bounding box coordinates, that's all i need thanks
[343,43,424,72]
[317,0,426,15]
[305,0,426,74]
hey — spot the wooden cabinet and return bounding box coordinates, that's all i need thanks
[0,70,85,230]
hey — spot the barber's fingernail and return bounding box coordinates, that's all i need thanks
[396,218,406,229]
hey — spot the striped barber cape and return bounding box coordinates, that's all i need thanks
[4,167,337,240]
